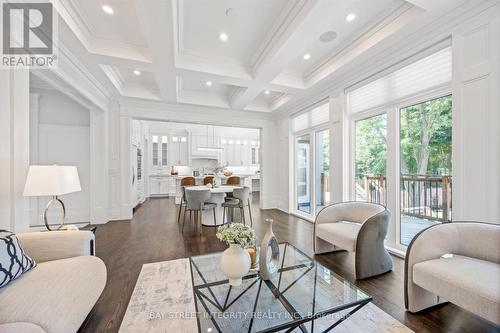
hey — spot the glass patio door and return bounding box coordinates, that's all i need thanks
[399,95,452,245]
[296,134,311,214]
[315,129,330,212]
[354,114,387,205]
[294,129,330,218]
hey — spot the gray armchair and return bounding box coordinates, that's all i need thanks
[405,222,500,325]
[313,201,392,279]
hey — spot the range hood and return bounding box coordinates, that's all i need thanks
[198,125,223,151]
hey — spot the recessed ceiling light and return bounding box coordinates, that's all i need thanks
[102,5,114,15]
[206,81,212,86]
[345,13,356,22]
[264,90,270,95]
[219,33,228,42]
[133,70,141,76]
[303,53,311,60]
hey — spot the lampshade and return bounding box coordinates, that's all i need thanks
[23,165,82,197]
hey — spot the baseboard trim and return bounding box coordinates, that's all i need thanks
[386,246,406,259]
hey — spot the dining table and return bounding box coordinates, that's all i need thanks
[185,185,242,226]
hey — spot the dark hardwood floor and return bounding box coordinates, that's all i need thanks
[79,196,499,333]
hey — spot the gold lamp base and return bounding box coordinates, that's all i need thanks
[44,195,66,231]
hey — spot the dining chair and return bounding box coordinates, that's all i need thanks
[203,176,214,185]
[222,187,252,226]
[183,188,217,234]
[226,176,240,185]
[177,177,196,224]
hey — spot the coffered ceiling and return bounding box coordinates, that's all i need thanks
[49,0,469,113]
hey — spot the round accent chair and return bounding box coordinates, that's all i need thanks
[313,201,392,279]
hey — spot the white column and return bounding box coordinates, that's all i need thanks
[0,69,30,232]
[329,94,345,204]
[260,124,278,209]
[119,116,133,219]
[452,5,500,222]
[107,102,121,220]
[90,108,109,224]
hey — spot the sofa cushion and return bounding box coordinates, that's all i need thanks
[0,256,106,333]
[316,221,360,252]
[0,230,36,288]
[413,255,500,324]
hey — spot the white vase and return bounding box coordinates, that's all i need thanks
[220,243,251,286]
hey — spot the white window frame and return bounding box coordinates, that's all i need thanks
[347,85,452,252]
[292,122,330,221]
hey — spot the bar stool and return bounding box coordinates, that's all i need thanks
[222,187,252,226]
[177,176,196,224]
[226,176,240,185]
[183,188,217,234]
[203,176,214,185]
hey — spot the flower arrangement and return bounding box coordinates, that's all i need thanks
[216,223,256,248]
[210,164,225,175]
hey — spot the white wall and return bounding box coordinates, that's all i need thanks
[29,89,91,228]
[452,5,500,223]
[0,69,30,232]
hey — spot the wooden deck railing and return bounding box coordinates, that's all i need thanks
[356,174,452,222]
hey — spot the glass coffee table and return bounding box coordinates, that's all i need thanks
[190,243,372,333]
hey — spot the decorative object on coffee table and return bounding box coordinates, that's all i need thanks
[259,218,280,280]
[23,165,82,231]
[247,245,259,269]
[216,223,256,286]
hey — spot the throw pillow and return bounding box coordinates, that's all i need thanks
[0,230,36,288]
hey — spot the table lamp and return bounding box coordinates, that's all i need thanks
[23,165,82,231]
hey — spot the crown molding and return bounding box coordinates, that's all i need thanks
[250,0,315,73]
[275,0,497,117]
[304,1,417,82]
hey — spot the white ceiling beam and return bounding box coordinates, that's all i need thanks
[230,0,319,109]
[134,0,177,101]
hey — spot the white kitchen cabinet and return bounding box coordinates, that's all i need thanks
[167,177,176,195]
[149,176,169,196]
[171,135,189,165]
[151,134,169,169]
[220,138,259,166]
[251,146,259,165]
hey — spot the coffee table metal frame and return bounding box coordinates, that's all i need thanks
[189,243,372,333]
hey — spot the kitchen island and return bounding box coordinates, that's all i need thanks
[173,174,254,204]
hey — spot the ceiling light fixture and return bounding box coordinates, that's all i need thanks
[206,81,212,86]
[219,32,228,42]
[133,70,141,76]
[345,13,356,22]
[102,5,114,15]
[303,53,311,60]
[264,90,270,95]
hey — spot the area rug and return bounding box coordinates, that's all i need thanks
[119,258,413,333]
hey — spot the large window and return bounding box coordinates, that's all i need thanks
[292,103,330,218]
[399,95,452,245]
[347,47,452,250]
[355,114,387,205]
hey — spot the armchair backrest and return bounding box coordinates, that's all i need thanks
[315,201,386,225]
[455,222,500,264]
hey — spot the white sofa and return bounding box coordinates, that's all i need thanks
[0,231,107,333]
[405,222,500,325]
